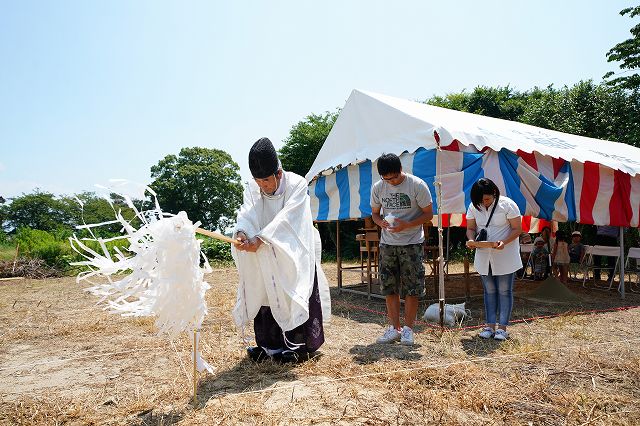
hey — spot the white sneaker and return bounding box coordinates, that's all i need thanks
[376,326,401,344]
[478,327,494,339]
[494,329,509,341]
[400,326,414,346]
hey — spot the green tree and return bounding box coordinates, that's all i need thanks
[604,5,640,91]
[149,147,243,231]
[278,111,366,258]
[279,111,339,177]
[428,86,527,121]
[426,81,640,148]
[61,192,139,238]
[519,81,640,147]
[3,190,74,232]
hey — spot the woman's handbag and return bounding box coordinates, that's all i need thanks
[475,228,488,242]
[475,200,498,242]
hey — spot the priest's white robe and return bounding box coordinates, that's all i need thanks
[232,171,331,332]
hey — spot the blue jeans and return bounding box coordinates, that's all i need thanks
[480,269,515,327]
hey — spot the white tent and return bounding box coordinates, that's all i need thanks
[307,89,640,181]
[307,89,640,301]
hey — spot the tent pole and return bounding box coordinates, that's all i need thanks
[446,225,450,274]
[434,130,445,328]
[337,221,342,294]
[620,226,625,299]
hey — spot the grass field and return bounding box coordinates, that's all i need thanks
[1,262,640,425]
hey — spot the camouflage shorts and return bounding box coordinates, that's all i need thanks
[378,243,425,297]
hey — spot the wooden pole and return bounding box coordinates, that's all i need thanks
[336,221,342,294]
[434,130,446,328]
[620,227,625,299]
[11,242,19,274]
[195,228,239,245]
[464,253,470,302]
[193,329,198,406]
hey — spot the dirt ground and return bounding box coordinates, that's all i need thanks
[1,262,640,425]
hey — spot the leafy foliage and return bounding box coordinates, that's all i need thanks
[426,81,640,148]
[199,238,233,262]
[63,192,140,238]
[604,5,640,91]
[279,111,339,177]
[15,227,72,269]
[428,86,527,121]
[3,190,75,232]
[1,191,139,236]
[519,81,640,147]
[277,111,364,258]
[149,147,243,231]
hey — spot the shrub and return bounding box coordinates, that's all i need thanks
[199,238,233,262]
[15,227,72,269]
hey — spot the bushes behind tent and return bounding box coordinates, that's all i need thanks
[199,237,234,263]
[14,227,132,272]
[15,227,73,270]
[10,226,236,272]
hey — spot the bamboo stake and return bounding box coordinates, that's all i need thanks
[11,242,19,274]
[195,228,239,245]
[193,329,198,406]
[434,130,446,328]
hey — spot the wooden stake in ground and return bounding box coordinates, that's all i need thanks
[434,130,446,328]
[193,328,198,406]
[11,242,19,274]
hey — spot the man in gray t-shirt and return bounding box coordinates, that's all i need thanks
[370,153,433,346]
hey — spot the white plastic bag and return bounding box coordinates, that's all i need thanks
[423,302,469,326]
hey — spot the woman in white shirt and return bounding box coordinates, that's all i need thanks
[466,178,522,341]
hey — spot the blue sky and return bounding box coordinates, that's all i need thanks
[0,1,634,199]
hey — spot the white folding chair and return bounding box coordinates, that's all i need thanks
[624,247,640,293]
[582,245,621,291]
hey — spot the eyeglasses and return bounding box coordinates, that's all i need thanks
[381,173,400,181]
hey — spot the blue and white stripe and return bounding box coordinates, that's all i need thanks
[308,147,575,222]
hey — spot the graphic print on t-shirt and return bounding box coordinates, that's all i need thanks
[381,193,411,209]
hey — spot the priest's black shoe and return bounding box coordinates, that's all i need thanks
[279,350,313,364]
[246,346,268,362]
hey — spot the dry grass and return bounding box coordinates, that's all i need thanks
[1,263,640,425]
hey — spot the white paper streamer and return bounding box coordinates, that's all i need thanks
[70,187,212,340]
[192,331,215,373]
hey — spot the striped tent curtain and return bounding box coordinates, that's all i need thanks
[309,144,640,231]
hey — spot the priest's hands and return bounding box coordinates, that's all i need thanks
[235,232,262,252]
